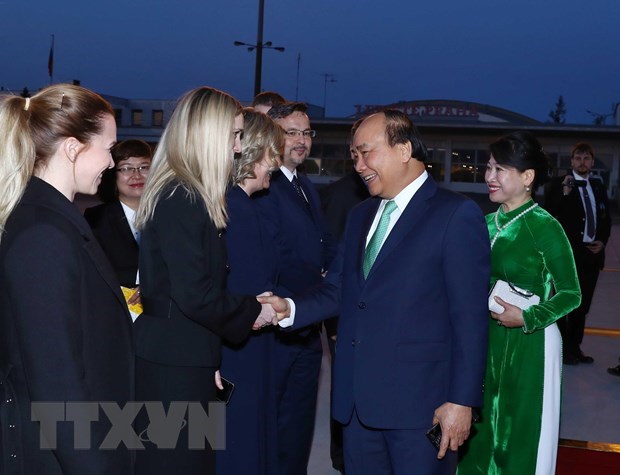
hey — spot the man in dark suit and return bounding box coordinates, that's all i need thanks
[253,102,336,474]
[544,142,611,365]
[263,110,490,475]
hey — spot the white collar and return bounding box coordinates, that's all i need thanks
[384,170,429,212]
[280,166,297,182]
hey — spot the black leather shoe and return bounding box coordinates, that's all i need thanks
[563,356,579,365]
[578,352,594,364]
[607,365,620,376]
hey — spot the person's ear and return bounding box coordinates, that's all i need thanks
[522,169,535,188]
[62,137,83,163]
[399,141,412,163]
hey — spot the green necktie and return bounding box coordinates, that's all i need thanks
[363,200,397,278]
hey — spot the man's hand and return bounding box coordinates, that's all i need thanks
[432,403,473,459]
[587,240,605,254]
[561,175,574,196]
[257,294,291,321]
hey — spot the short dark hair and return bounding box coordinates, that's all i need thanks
[267,102,308,120]
[490,131,550,191]
[111,139,152,166]
[572,142,595,158]
[97,139,153,203]
[382,109,428,162]
[252,91,286,108]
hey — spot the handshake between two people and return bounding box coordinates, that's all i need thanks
[253,292,292,330]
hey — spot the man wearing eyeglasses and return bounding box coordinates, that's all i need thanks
[253,102,336,474]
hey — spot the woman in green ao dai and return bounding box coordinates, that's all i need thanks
[457,132,581,475]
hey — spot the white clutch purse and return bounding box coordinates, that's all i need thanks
[488,280,540,314]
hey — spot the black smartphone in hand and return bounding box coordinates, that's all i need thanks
[425,408,480,451]
[426,422,443,450]
[216,377,235,405]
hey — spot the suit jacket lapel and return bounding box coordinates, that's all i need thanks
[112,201,139,250]
[297,174,319,223]
[365,177,437,280]
[23,178,132,323]
[82,239,132,319]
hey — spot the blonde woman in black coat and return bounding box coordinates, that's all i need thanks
[134,87,278,475]
[0,85,133,475]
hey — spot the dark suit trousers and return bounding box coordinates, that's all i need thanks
[328,335,345,472]
[343,408,457,475]
[274,329,322,475]
[559,248,601,356]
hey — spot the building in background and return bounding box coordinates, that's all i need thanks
[3,89,618,198]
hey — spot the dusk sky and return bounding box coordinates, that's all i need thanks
[1,0,619,124]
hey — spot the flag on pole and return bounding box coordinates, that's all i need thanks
[48,35,55,79]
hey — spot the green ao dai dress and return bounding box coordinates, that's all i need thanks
[457,200,581,475]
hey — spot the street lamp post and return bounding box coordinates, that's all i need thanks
[234,0,285,97]
[322,73,336,116]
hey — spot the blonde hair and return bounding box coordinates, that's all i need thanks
[136,86,242,230]
[0,84,113,241]
[233,108,284,186]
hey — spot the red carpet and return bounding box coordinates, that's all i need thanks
[557,439,620,475]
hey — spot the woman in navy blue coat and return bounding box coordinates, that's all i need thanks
[216,109,284,475]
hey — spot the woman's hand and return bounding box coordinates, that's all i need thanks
[490,296,524,328]
[215,370,224,390]
[128,286,141,305]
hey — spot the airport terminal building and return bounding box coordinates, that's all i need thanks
[100,95,620,199]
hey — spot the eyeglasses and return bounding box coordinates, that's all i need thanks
[116,165,150,176]
[284,129,316,138]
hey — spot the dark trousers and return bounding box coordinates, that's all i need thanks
[328,335,345,472]
[559,252,601,357]
[343,408,456,475]
[273,329,322,475]
[135,357,218,475]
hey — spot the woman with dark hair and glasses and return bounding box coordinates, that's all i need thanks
[457,132,581,475]
[84,139,152,288]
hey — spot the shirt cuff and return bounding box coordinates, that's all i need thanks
[278,298,296,328]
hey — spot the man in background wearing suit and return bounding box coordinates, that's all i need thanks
[264,110,490,475]
[544,142,611,365]
[254,102,336,474]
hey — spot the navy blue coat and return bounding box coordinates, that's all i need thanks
[293,177,491,429]
[254,170,336,298]
[216,186,279,475]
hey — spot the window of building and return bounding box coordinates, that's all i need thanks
[450,147,489,183]
[425,148,446,183]
[132,109,143,126]
[152,109,164,127]
[113,109,122,126]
